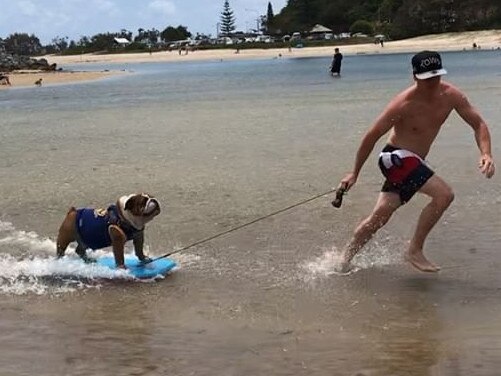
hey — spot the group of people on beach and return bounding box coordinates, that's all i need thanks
[332,50,495,274]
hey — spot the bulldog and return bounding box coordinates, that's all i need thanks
[56,193,161,269]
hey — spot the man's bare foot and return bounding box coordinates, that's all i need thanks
[332,260,358,276]
[405,247,440,272]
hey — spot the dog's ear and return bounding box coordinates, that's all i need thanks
[124,195,138,211]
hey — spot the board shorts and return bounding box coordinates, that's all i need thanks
[378,144,434,204]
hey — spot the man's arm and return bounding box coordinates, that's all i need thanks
[453,88,495,178]
[340,101,400,190]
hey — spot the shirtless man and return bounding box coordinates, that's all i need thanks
[336,51,495,273]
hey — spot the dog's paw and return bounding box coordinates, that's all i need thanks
[82,256,97,264]
[139,256,153,264]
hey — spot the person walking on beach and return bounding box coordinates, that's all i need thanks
[0,73,11,85]
[330,48,343,77]
[334,50,495,274]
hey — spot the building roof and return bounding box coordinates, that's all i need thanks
[310,24,332,33]
[114,37,130,44]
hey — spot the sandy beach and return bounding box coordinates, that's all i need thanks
[0,70,120,89]
[1,30,499,89]
[43,29,501,66]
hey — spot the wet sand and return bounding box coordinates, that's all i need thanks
[0,70,121,89]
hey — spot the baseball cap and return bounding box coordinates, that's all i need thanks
[411,51,447,80]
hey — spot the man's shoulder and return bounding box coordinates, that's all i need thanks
[440,81,465,100]
[393,85,415,102]
[440,80,460,92]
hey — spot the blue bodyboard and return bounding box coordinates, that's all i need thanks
[97,256,176,279]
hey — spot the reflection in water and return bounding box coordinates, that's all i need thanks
[370,277,443,376]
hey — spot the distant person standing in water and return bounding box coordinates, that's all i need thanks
[330,48,343,77]
[333,51,495,274]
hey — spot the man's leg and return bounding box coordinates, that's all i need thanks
[406,175,454,272]
[337,192,401,272]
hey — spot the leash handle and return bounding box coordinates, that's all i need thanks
[331,182,348,208]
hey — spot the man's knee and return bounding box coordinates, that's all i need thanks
[433,187,454,209]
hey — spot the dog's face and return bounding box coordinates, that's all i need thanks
[123,193,161,226]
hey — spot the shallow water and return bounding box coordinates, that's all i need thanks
[0,50,501,375]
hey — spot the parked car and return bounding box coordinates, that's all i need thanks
[254,35,273,43]
[217,37,233,45]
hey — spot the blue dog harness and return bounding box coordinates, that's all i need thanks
[76,205,141,250]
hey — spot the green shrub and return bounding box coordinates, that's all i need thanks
[349,20,374,35]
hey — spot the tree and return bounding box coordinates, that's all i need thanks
[50,36,69,52]
[90,33,117,51]
[135,28,160,45]
[4,33,42,55]
[220,0,236,35]
[160,25,192,42]
[349,20,374,35]
[263,2,275,33]
[271,0,500,39]
[118,29,133,41]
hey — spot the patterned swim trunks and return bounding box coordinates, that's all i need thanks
[378,144,434,204]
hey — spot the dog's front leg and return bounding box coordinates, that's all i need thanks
[109,225,127,269]
[132,231,150,262]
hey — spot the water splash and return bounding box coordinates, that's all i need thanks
[0,253,135,295]
[0,220,179,295]
[302,239,403,280]
[0,220,56,255]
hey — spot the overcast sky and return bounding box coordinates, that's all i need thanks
[0,0,287,44]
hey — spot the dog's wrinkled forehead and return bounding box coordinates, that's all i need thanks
[124,193,158,212]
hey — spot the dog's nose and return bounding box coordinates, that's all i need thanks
[144,198,159,215]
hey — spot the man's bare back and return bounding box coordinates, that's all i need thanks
[335,51,495,275]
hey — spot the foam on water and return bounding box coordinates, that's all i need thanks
[0,220,55,255]
[0,254,134,295]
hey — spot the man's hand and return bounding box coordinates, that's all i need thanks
[332,172,358,208]
[479,154,495,178]
[340,172,358,191]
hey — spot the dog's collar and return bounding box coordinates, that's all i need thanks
[107,205,143,234]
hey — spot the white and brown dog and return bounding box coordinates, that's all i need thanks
[56,193,161,268]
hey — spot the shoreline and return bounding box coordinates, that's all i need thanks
[0,70,123,89]
[42,30,501,66]
[1,30,499,89]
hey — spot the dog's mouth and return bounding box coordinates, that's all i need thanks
[143,198,160,216]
